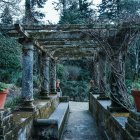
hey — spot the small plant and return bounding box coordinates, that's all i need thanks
[131,82,140,91]
[0,82,9,92]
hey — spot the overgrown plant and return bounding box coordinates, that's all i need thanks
[0,82,9,92]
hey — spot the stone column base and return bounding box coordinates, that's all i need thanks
[39,96,50,100]
[39,91,50,100]
[19,101,36,112]
[107,100,128,113]
[125,110,140,139]
[50,89,57,95]
[107,106,128,113]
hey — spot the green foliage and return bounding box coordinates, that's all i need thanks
[61,80,89,101]
[0,82,9,91]
[125,79,133,94]
[99,0,140,22]
[59,0,94,24]
[57,64,68,81]
[99,0,119,21]
[57,63,91,101]
[5,96,21,109]
[132,82,140,90]
[78,69,90,81]
[0,33,22,83]
[31,0,47,20]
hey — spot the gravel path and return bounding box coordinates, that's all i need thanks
[61,102,103,140]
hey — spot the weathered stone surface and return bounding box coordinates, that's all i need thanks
[49,58,57,94]
[21,41,34,102]
[0,109,11,120]
[62,102,102,140]
[40,52,50,97]
[33,102,69,140]
[0,109,14,140]
[59,96,69,102]
[89,93,131,140]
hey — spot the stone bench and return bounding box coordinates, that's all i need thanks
[33,102,69,140]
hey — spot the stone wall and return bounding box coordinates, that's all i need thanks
[89,93,131,140]
[0,96,59,140]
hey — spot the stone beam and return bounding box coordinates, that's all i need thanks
[51,47,96,57]
[40,40,98,46]
[59,56,95,61]
[53,52,95,58]
[42,44,99,50]
[14,24,46,53]
[0,24,117,31]
[29,30,93,41]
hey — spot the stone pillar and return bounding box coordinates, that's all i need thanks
[21,40,35,111]
[94,60,100,89]
[108,49,127,112]
[40,52,50,99]
[97,51,109,100]
[50,58,57,94]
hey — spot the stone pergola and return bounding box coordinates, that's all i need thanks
[1,23,139,111]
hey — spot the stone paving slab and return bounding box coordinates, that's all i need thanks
[62,102,103,140]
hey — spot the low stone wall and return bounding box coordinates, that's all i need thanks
[89,93,131,140]
[0,95,59,140]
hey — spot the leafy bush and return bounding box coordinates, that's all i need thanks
[61,80,90,101]
[0,33,22,83]
[0,82,10,91]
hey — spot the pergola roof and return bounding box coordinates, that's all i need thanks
[1,23,140,59]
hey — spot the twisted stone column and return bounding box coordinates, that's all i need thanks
[98,51,108,99]
[50,58,57,94]
[21,39,35,111]
[40,52,50,98]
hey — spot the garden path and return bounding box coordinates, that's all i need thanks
[62,101,103,140]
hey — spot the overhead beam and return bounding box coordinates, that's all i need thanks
[52,49,96,57]
[43,44,99,50]
[0,24,116,31]
[1,24,140,32]
[59,56,95,61]
[53,52,95,58]
[39,40,98,46]
[14,24,46,52]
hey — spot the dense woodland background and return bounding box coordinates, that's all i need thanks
[0,0,140,106]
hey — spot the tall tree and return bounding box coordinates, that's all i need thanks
[24,0,47,24]
[1,6,13,24]
[99,0,140,23]
[99,0,120,22]
[59,0,95,24]
[0,0,21,24]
